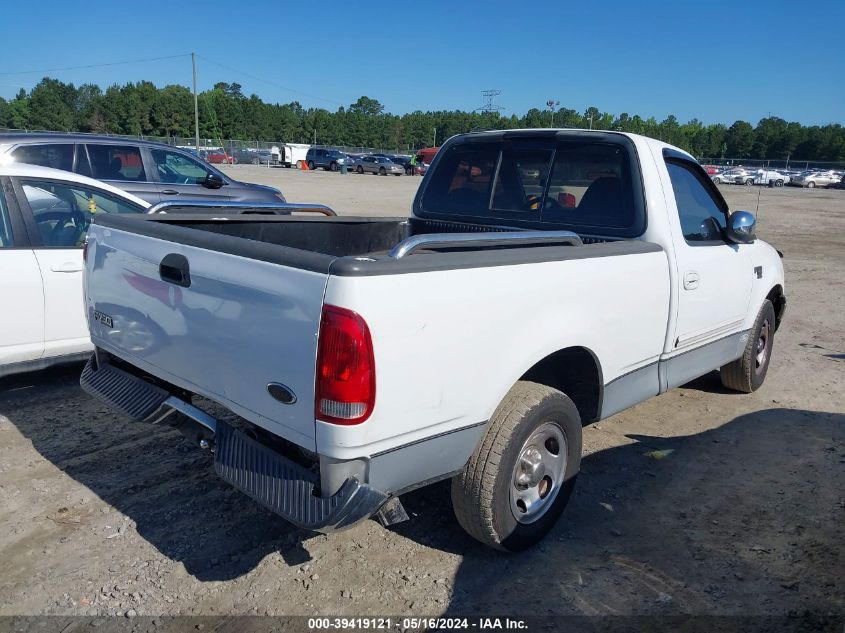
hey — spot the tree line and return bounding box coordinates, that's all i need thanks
[1,77,843,161]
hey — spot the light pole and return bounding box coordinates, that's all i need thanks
[546,99,559,128]
[587,114,594,130]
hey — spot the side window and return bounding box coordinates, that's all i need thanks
[87,145,146,181]
[11,144,73,171]
[20,179,143,248]
[0,193,14,247]
[150,149,211,185]
[666,161,727,243]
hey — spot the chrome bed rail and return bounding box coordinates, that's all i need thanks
[388,230,583,259]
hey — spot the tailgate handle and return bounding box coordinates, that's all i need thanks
[159,253,191,287]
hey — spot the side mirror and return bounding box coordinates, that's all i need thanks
[726,210,756,244]
[204,173,225,189]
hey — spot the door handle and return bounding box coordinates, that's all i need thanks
[159,253,191,287]
[161,189,180,195]
[683,271,700,290]
[50,262,83,273]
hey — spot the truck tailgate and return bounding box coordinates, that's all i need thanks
[85,223,327,449]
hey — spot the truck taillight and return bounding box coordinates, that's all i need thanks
[315,305,375,425]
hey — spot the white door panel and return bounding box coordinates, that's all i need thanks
[33,249,91,357]
[0,250,45,364]
[673,244,751,350]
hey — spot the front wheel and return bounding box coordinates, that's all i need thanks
[330,162,338,172]
[807,181,816,188]
[451,381,582,552]
[745,179,754,186]
[720,300,776,393]
[307,160,315,171]
[775,179,784,187]
[379,167,386,176]
[356,165,363,174]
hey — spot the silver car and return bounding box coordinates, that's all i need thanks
[354,155,404,176]
[789,170,841,188]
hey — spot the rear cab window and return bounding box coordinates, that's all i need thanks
[418,133,645,238]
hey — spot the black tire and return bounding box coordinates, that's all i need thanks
[251,157,260,165]
[451,381,582,552]
[720,300,776,393]
[807,181,816,188]
[330,162,338,172]
[394,173,402,176]
[775,179,784,187]
[745,179,754,186]
[357,165,363,174]
[307,160,315,171]
[379,167,386,176]
[712,177,720,184]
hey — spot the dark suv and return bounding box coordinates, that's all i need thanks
[0,134,286,205]
[305,148,352,172]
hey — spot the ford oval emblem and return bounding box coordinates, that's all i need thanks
[267,383,297,405]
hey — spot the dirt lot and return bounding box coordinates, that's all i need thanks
[0,169,842,619]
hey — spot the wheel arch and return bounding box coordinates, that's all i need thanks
[766,284,786,330]
[518,346,604,424]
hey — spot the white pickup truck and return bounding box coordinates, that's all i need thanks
[80,130,786,551]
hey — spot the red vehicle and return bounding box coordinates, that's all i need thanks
[415,146,440,166]
[206,150,237,165]
[703,165,721,175]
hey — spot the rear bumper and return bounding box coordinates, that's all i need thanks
[79,355,388,531]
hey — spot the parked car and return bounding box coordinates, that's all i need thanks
[305,148,353,171]
[735,169,790,186]
[354,155,404,175]
[0,163,151,377]
[205,150,237,164]
[712,167,750,184]
[80,129,784,552]
[0,133,285,205]
[231,149,274,165]
[788,170,841,188]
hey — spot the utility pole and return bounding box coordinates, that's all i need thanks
[192,52,199,154]
[546,99,560,128]
[587,114,594,130]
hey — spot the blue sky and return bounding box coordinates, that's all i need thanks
[2,1,843,125]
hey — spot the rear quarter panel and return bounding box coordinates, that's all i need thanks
[317,247,670,459]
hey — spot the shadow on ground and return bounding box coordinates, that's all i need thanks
[392,407,844,615]
[3,365,843,614]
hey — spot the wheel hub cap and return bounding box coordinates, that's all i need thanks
[510,422,567,524]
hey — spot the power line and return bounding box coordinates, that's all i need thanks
[196,55,343,107]
[0,53,191,76]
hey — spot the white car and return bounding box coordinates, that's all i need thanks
[0,164,151,377]
[81,130,786,551]
[735,169,790,186]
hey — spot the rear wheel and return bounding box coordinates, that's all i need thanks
[251,157,260,165]
[807,181,816,188]
[720,300,776,393]
[357,165,364,174]
[451,381,582,552]
[307,160,315,170]
[745,179,754,186]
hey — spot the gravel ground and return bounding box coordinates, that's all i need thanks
[0,170,842,618]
